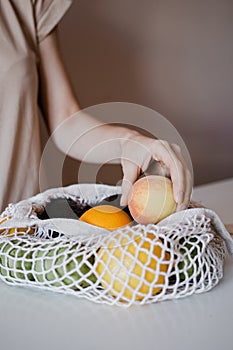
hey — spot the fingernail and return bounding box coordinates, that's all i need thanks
[176,204,186,212]
[174,191,179,203]
[120,195,127,206]
[175,191,184,204]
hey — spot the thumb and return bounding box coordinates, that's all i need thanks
[120,159,140,206]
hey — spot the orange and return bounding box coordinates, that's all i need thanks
[0,215,34,236]
[96,231,169,301]
[0,216,8,234]
[79,205,132,231]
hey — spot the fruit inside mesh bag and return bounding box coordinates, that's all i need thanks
[95,229,170,301]
[0,239,97,289]
[0,182,230,307]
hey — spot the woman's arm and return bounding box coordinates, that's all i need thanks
[38,27,192,209]
[38,26,128,162]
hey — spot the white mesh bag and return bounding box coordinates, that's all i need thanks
[0,183,232,307]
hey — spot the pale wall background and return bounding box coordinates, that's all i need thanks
[50,0,233,187]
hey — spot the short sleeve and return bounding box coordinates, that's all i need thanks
[33,0,73,43]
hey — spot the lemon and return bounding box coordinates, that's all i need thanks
[96,231,169,301]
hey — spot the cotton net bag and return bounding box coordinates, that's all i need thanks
[0,183,232,307]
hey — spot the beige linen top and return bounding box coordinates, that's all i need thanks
[0,0,73,211]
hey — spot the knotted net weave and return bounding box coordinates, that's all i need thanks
[0,184,232,307]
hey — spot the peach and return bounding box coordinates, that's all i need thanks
[128,175,176,224]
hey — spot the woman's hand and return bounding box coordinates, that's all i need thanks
[120,132,193,211]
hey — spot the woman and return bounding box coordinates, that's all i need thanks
[0,0,192,212]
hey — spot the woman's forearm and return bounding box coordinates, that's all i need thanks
[52,111,139,164]
[38,28,138,165]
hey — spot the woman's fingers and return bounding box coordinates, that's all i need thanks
[120,136,151,206]
[120,158,140,206]
[152,140,187,208]
[179,168,193,210]
[119,135,192,212]
[170,143,193,210]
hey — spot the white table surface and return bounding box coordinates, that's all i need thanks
[0,178,233,350]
